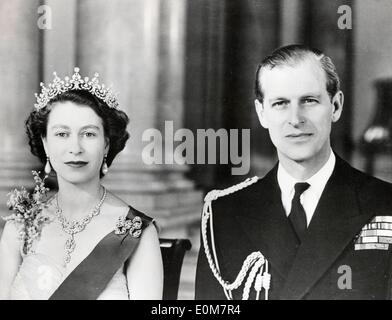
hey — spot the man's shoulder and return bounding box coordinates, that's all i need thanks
[351,165,392,187]
[337,157,392,205]
[204,176,260,204]
[203,166,279,218]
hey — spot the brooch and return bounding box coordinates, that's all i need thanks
[4,171,51,256]
[114,215,143,238]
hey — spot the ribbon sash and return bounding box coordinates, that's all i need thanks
[50,207,152,300]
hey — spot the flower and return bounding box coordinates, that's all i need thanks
[3,171,52,255]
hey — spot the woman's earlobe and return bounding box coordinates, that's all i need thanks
[41,136,48,154]
[105,137,110,151]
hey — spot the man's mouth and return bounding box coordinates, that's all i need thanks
[65,161,88,168]
[285,133,313,139]
[286,133,312,137]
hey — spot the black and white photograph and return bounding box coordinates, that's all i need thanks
[0,0,392,304]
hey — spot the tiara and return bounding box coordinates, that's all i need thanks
[34,67,119,110]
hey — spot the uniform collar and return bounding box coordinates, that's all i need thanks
[277,149,336,197]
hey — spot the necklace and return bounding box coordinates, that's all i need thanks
[55,186,107,266]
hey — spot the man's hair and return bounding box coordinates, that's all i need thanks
[254,44,340,103]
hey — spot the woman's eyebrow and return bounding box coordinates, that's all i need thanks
[50,124,70,130]
[50,124,101,130]
[80,125,101,130]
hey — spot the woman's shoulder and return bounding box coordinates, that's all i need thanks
[104,191,159,239]
[0,220,23,262]
[104,191,154,222]
[101,191,156,236]
[1,220,21,245]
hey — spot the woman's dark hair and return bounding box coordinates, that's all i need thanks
[25,90,130,177]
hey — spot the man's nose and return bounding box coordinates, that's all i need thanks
[288,103,305,127]
[68,136,83,154]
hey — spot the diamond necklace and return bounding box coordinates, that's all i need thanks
[55,186,107,266]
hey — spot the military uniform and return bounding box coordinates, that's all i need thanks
[195,156,392,300]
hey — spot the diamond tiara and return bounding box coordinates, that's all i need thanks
[34,67,119,111]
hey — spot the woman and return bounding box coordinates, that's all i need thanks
[0,68,163,299]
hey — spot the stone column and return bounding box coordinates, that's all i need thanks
[76,0,202,237]
[223,0,280,180]
[42,0,77,81]
[183,0,226,190]
[280,0,307,44]
[0,0,41,226]
[305,0,354,158]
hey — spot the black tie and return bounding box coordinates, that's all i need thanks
[289,182,310,242]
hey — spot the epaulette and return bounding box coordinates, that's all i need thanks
[204,176,259,203]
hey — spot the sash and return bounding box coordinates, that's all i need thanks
[49,207,153,300]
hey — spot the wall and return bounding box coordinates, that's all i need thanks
[352,0,392,180]
[353,0,392,140]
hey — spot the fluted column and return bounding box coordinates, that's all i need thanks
[0,0,41,225]
[222,0,280,179]
[76,0,202,237]
[42,0,77,81]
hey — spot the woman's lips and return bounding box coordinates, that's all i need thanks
[64,161,88,168]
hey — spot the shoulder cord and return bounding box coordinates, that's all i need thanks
[201,177,271,300]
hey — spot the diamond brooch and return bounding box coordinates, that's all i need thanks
[115,215,143,238]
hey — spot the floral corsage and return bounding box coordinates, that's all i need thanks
[3,171,52,256]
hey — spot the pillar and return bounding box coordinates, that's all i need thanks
[76,0,202,237]
[0,0,41,229]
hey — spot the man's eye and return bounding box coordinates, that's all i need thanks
[272,101,287,108]
[303,98,318,105]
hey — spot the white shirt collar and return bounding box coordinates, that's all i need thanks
[277,150,336,224]
[278,149,335,192]
[305,150,336,194]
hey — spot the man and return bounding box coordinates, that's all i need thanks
[195,44,392,300]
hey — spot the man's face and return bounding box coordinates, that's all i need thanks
[255,58,343,165]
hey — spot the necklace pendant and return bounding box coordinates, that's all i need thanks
[64,253,71,265]
[64,236,75,265]
[65,235,76,264]
[65,236,76,253]
[56,186,107,266]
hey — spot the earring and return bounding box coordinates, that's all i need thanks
[44,157,51,175]
[102,155,108,175]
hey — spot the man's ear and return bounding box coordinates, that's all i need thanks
[254,99,269,129]
[331,91,344,123]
